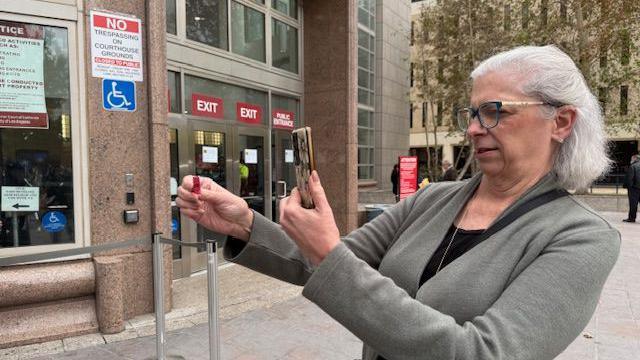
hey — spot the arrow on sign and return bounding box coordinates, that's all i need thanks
[12,204,30,209]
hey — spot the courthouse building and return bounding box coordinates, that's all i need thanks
[0,0,409,348]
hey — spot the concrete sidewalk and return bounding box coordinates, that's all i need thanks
[3,211,639,359]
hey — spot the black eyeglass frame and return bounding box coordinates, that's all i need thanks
[456,100,559,131]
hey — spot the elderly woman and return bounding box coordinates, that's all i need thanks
[177,45,620,360]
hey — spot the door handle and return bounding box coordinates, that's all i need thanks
[276,181,287,199]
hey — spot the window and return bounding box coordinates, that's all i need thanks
[504,5,511,31]
[598,87,608,114]
[168,71,181,113]
[541,0,548,26]
[620,86,628,115]
[599,43,608,69]
[422,103,427,127]
[272,19,298,73]
[357,0,375,181]
[184,74,268,123]
[167,0,177,35]
[560,1,567,21]
[358,0,376,31]
[272,0,297,19]
[620,30,630,66]
[186,0,228,50]
[357,29,375,107]
[357,109,374,180]
[231,1,266,62]
[522,1,530,29]
[411,21,414,46]
[436,101,443,126]
[409,105,414,128]
[410,62,414,87]
[1,21,76,249]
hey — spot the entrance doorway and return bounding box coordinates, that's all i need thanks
[169,118,268,278]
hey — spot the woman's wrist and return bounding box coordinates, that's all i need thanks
[235,208,253,241]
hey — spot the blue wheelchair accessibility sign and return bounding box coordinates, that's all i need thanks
[102,79,136,112]
[42,211,67,233]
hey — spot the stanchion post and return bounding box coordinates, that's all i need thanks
[206,240,221,360]
[153,232,166,360]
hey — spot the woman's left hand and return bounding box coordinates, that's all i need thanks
[279,171,340,266]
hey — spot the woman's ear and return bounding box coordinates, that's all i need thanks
[552,105,577,143]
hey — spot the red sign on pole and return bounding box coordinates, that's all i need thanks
[236,102,262,124]
[399,156,418,200]
[272,109,295,130]
[192,93,223,119]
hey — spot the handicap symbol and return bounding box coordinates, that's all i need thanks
[107,81,132,108]
[102,79,135,112]
[48,212,60,223]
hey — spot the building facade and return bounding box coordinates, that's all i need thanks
[410,0,639,184]
[0,0,409,349]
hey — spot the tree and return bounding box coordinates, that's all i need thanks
[413,0,640,181]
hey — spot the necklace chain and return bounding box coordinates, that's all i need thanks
[436,198,473,273]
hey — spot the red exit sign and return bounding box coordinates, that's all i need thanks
[192,93,224,119]
[236,103,262,124]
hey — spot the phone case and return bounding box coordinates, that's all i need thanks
[292,127,316,209]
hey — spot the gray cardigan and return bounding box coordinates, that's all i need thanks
[224,173,620,360]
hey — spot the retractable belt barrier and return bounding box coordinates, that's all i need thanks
[0,233,221,360]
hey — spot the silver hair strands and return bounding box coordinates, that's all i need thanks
[470,45,611,191]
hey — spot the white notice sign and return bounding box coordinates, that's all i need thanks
[244,149,258,164]
[285,149,294,163]
[90,11,143,81]
[202,146,218,163]
[1,186,39,212]
[0,20,48,129]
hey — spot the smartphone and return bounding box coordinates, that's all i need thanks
[291,126,316,209]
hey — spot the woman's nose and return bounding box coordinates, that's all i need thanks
[466,117,487,137]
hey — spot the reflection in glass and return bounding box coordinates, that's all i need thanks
[184,75,267,122]
[186,0,228,50]
[272,19,298,73]
[1,25,74,248]
[169,129,181,259]
[168,71,181,113]
[272,0,297,19]
[194,131,227,251]
[231,1,266,62]
[166,0,177,35]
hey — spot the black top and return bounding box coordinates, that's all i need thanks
[419,225,486,287]
[377,226,486,360]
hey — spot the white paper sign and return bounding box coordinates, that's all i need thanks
[285,149,294,163]
[244,149,258,164]
[1,186,40,212]
[90,11,143,81]
[0,21,48,129]
[170,177,178,196]
[202,146,218,163]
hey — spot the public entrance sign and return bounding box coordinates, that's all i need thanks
[0,20,48,129]
[398,156,418,200]
[1,186,40,212]
[237,102,262,124]
[272,109,295,130]
[90,11,143,81]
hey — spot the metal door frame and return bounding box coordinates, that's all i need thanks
[170,117,270,278]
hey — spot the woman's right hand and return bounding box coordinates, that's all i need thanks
[176,176,253,241]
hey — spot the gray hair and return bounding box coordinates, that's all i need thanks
[470,45,611,190]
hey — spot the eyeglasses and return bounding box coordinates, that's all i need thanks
[456,101,555,131]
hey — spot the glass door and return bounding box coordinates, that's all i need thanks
[191,122,230,272]
[272,130,295,222]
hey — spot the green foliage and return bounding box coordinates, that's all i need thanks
[413,0,640,139]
